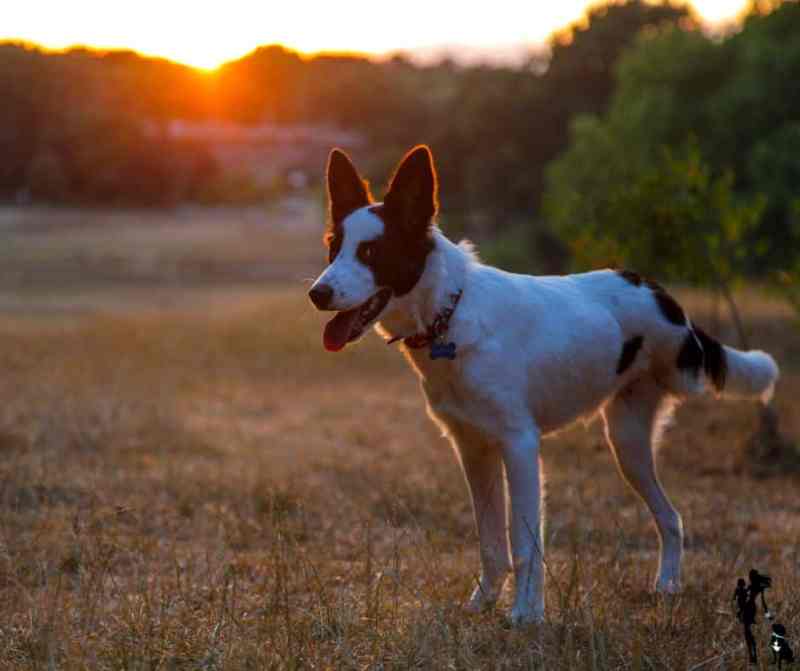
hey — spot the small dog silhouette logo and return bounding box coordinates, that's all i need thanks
[770,623,795,669]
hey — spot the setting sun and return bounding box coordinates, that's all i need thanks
[4,0,751,69]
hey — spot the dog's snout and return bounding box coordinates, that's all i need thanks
[309,283,334,310]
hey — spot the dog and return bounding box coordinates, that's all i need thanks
[307,145,780,624]
[771,623,795,669]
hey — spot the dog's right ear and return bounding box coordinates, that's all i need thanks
[327,149,372,224]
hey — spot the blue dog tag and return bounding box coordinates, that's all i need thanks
[430,341,457,360]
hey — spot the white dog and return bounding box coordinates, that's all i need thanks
[308,145,779,624]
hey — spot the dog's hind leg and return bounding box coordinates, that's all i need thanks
[453,433,512,612]
[602,378,683,593]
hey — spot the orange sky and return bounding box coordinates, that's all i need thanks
[3,0,751,70]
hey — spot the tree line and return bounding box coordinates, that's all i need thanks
[0,1,689,211]
[1,1,799,283]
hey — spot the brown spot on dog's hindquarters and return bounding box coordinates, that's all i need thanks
[651,287,686,326]
[676,331,704,377]
[616,269,687,326]
[616,335,644,374]
[676,327,727,392]
[694,327,727,391]
[616,269,643,287]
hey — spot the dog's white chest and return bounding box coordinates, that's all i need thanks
[406,348,524,440]
[419,365,495,437]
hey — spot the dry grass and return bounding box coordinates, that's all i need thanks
[0,204,798,669]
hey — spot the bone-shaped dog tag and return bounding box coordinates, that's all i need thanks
[429,341,457,360]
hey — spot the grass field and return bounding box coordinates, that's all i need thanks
[0,203,798,670]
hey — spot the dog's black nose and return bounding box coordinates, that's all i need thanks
[309,283,334,310]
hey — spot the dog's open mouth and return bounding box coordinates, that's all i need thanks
[323,288,393,352]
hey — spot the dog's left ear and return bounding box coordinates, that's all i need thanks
[384,145,438,234]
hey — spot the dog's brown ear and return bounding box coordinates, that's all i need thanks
[384,145,438,233]
[327,149,372,224]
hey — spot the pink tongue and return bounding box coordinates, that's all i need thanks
[323,308,361,352]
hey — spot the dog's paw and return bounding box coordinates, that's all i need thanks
[655,576,681,594]
[465,586,497,614]
[509,606,544,627]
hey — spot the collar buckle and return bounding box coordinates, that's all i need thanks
[389,290,463,357]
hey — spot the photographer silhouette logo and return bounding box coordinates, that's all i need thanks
[733,568,794,667]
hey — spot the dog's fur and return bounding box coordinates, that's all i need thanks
[308,145,780,624]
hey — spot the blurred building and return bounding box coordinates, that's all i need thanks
[146,120,365,190]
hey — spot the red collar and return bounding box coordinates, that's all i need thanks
[387,290,463,349]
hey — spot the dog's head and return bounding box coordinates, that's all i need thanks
[308,145,438,351]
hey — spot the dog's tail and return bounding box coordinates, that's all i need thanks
[679,326,779,402]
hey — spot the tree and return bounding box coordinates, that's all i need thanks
[545,8,800,276]
[0,44,48,197]
[215,45,306,123]
[520,0,692,210]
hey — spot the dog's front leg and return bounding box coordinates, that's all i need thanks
[502,427,544,625]
[455,439,511,612]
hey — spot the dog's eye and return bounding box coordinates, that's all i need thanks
[358,242,377,263]
[325,231,342,263]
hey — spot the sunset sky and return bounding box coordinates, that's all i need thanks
[4,0,751,70]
